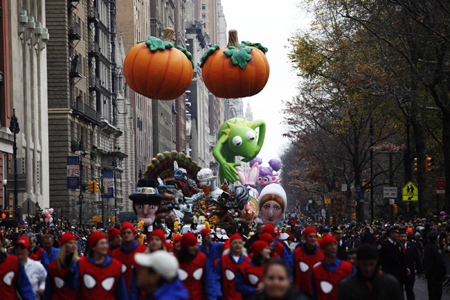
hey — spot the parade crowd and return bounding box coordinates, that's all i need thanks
[0,214,449,300]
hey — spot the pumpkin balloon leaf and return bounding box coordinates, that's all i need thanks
[224,45,253,70]
[145,36,173,52]
[241,41,268,54]
[200,45,220,67]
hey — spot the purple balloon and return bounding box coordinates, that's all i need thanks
[268,159,281,171]
[250,157,263,167]
[259,166,272,177]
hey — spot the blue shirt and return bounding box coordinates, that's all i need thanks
[42,247,60,269]
[198,242,224,270]
[142,278,189,300]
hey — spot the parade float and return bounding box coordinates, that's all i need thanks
[129,151,252,233]
[123,28,194,100]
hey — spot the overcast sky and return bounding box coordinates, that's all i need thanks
[222,0,309,163]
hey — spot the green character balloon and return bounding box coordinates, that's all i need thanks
[213,118,266,184]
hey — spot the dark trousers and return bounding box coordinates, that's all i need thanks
[403,276,415,300]
[427,277,443,300]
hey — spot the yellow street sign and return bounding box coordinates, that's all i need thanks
[324,198,331,205]
[402,181,418,201]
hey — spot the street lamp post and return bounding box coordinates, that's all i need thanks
[76,136,87,228]
[10,109,20,226]
[369,120,374,222]
[112,157,117,222]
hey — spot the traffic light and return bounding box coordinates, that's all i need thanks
[94,181,99,193]
[393,204,398,214]
[87,181,94,193]
[92,216,98,222]
[406,202,410,212]
[352,213,356,220]
[426,155,432,172]
[414,158,418,172]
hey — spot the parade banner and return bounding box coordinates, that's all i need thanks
[67,156,80,189]
[103,170,114,198]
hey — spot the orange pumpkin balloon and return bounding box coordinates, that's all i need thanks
[201,30,270,99]
[123,28,194,100]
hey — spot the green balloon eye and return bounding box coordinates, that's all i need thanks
[233,136,243,147]
[245,131,255,141]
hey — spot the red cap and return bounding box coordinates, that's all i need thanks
[250,240,269,256]
[200,228,211,238]
[303,227,317,238]
[108,228,121,241]
[181,232,197,248]
[88,232,107,250]
[259,233,274,244]
[173,234,182,244]
[148,229,166,243]
[121,222,137,235]
[229,233,243,244]
[223,240,230,252]
[165,241,174,250]
[60,232,76,247]
[15,236,30,249]
[319,234,337,249]
[406,228,413,234]
[262,224,275,236]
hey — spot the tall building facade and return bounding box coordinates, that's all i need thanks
[4,0,50,214]
[245,100,254,122]
[46,0,127,224]
[116,0,153,180]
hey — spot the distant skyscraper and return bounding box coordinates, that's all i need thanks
[245,101,254,122]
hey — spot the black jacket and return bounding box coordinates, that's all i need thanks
[378,239,408,282]
[402,241,423,279]
[337,270,403,300]
[424,242,446,279]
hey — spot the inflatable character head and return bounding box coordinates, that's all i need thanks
[129,179,164,226]
[258,184,287,227]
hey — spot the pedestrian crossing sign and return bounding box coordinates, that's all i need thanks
[402,181,418,201]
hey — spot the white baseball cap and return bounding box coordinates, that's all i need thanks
[134,250,179,281]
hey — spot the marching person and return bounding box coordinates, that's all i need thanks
[262,224,290,262]
[214,233,250,300]
[43,232,80,300]
[259,233,279,259]
[289,227,324,296]
[337,245,402,300]
[251,261,309,300]
[134,250,188,300]
[198,228,223,270]
[332,226,348,260]
[378,226,409,286]
[399,229,423,300]
[68,231,128,300]
[14,236,48,299]
[28,233,45,262]
[147,229,167,252]
[112,221,147,295]
[173,234,182,254]
[42,234,60,269]
[177,232,220,300]
[0,232,35,300]
[235,240,271,299]
[311,235,354,300]
[107,228,121,256]
[424,231,446,300]
[245,223,264,251]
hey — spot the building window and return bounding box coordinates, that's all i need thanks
[202,4,205,10]
[202,14,206,19]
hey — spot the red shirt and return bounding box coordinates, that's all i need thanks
[312,259,353,300]
[0,255,20,300]
[47,259,79,299]
[237,260,266,289]
[111,242,147,292]
[294,245,324,295]
[218,254,250,300]
[78,256,123,300]
[178,251,208,300]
